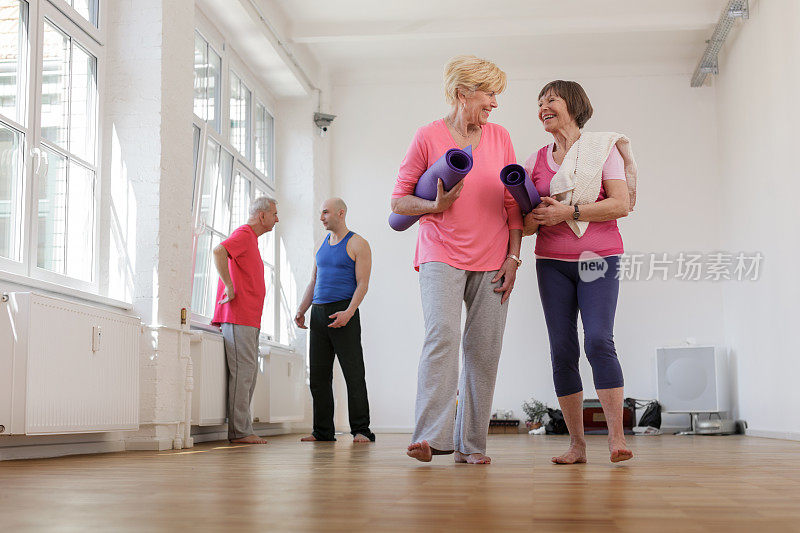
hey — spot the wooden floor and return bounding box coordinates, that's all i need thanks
[2,434,800,532]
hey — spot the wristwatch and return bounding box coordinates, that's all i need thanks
[573,205,580,220]
[507,254,522,267]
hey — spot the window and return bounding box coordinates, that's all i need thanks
[0,0,102,290]
[254,101,273,183]
[229,70,250,160]
[69,0,98,28]
[37,17,98,282]
[0,0,28,263]
[0,1,27,123]
[193,31,220,132]
[0,124,23,261]
[190,28,284,343]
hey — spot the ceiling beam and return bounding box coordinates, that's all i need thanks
[291,14,718,44]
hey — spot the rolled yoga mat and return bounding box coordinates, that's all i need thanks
[500,163,541,215]
[388,145,473,231]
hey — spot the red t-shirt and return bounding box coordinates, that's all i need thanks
[211,225,265,328]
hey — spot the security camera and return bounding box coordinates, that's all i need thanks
[314,112,336,133]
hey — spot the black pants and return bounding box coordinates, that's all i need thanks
[309,299,374,441]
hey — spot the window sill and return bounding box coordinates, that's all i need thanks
[0,269,134,311]
[190,319,295,353]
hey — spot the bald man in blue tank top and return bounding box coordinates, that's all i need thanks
[294,198,375,443]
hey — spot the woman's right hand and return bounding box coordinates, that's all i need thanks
[523,211,540,236]
[432,179,464,213]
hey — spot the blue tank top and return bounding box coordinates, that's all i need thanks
[313,231,358,304]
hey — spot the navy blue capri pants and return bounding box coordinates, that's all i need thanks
[536,256,624,397]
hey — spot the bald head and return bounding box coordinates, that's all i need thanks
[323,197,347,215]
[320,197,348,233]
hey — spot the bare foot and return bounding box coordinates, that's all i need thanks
[406,440,432,462]
[609,438,633,463]
[551,443,587,464]
[353,434,372,443]
[300,435,317,442]
[454,451,491,464]
[230,435,268,444]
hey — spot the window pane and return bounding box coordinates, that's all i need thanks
[211,149,232,233]
[255,103,266,175]
[206,233,221,317]
[229,73,242,153]
[199,139,219,225]
[69,44,97,163]
[0,0,27,123]
[230,171,250,230]
[0,121,23,260]
[256,187,275,266]
[260,267,275,340]
[191,230,211,316]
[279,236,296,345]
[193,33,207,120]
[192,124,200,206]
[71,0,99,27]
[258,223,274,266]
[229,73,250,158]
[37,147,68,274]
[41,21,69,149]
[208,47,220,132]
[65,161,94,281]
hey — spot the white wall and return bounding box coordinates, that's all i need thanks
[330,70,726,431]
[715,0,800,439]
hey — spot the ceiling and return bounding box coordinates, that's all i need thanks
[266,0,727,85]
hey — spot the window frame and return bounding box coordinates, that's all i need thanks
[0,0,105,296]
[193,29,222,134]
[192,12,284,346]
[46,0,104,45]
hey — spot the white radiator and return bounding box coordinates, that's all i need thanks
[252,344,305,423]
[189,330,227,426]
[186,331,305,427]
[0,292,140,435]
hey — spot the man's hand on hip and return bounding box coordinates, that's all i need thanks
[218,284,235,304]
[328,309,354,328]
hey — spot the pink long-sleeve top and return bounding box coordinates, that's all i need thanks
[392,120,524,271]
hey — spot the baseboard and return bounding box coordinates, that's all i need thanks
[0,440,126,461]
[371,426,414,434]
[192,427,293,444]
[746,429,800,442]
[125,438,175,451]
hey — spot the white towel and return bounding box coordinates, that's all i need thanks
[549,131,638,238]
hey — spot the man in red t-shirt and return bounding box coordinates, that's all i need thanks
[211,196,278,444]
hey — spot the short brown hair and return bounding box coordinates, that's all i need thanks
[538,80,593,129]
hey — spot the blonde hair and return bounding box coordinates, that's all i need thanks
[443,55,507,106]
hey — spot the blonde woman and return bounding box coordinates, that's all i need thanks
[391,55,523,464]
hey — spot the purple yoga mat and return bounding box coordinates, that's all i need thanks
[388,145,473,231]
[500,163,541,215]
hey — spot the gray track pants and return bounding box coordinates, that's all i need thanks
[221,323,260,440]
[411,262,509,455]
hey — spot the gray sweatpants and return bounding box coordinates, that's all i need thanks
[221,323,260,440]
[411,262,509,455]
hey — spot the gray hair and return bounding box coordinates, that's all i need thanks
[249,195,277,218]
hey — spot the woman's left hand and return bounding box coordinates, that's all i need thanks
[492,258,519,304]
[532,197,572,226]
